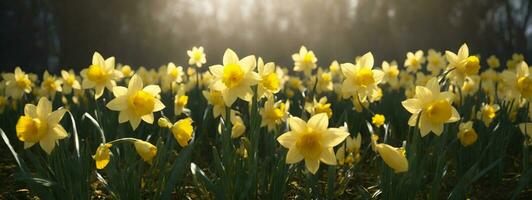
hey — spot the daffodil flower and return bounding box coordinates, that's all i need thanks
[277,113,349,174]
[16,97,68,154]
[106,74,165,130]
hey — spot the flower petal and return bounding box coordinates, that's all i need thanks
[308,113,329,131]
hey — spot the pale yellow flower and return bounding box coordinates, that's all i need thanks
[187,46,207,67]
[402,78,460,136]
[171,118,194,147]
[174,84,189,116]
[487,55,500,69]
[257,58,282,98]
[277,113,349,174]
[340,52,384,101]
[230,111,246,139]
[15,97,68,154]
[381,61,399,84]
[2,67,33,99]
[427,49,446,75]
[40,71,62,98]
[501,61,532,101]
[61,70,81,94]
[260,95,290,132]
[445,44,480,84]
[457,121,478,147]
[209,49,259,106]
[93,143,112,169]
[166,62,184,83]
[404,50,425,73]
[370,134,408,173]
[118,64,134,77]
[106,74,165,130]
[315,68,333,94]
[305,96,333,118]
[476,103,499,127]
[133,140,157,164]
[80,52,123,99]
[203,89,225,118]
[292,46,318,75]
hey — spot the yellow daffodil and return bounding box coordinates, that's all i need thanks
[292,46,317,75]
[427,49,446,75]
[61,70,81,94]
[305,96,333,118]
[106,74,165,130]
[203,89,225,118]
[341,52,384,102]
[209,49,259,106]
[40,71,62,98]
[404,50,425,73]
[329,60,342,79]
[487,55,500,69]
[15,97,68,154]
[476,103,499,127]
[118,64,134,77]
[230,111,246,139]
[260,95,290,132]
[315,68,333,94]
[171,117,194,147]
[381,61,399,84]
[257,58,282,98]
[445,44,480,84]
[2,67,33,99]
[93,143,112,169]
[277,113,349,174]
[81,52,123,99]
[157,117,172,128]
[371,134,408,173]
[501,61,532,101]
[187,46,207,67]
[402,77,460,136]
[166,62,184,83]
[372,114,385,128]
[174,84,189,116]
[133,140,157,164]
[336,132,362,166]
[457,121,478,147]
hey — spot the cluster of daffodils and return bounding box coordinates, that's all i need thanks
[1,44,531,198]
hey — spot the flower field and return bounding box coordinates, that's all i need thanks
[0,44,531,199]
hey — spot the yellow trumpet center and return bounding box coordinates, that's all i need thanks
[176,95,189,107]
[65,75,76,86]
[425,100,452,124]
[296,128,322,160]
[193,51,203,61]
[464,56,480,75]
[16,77,31,89]
[87,64,108,84]
[261,73,280,91]
[129,91,155,116]
[169,68,180,79]
[302,53,315,64]
[459,128,478,147]
[121,66,132,76]
[354,67,375,87]
[483,106,497,119]
[222,63,245,89]
[16,116,48,143]
[43,78,58,91]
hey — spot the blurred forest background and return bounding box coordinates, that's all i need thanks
[1,0,531,73]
